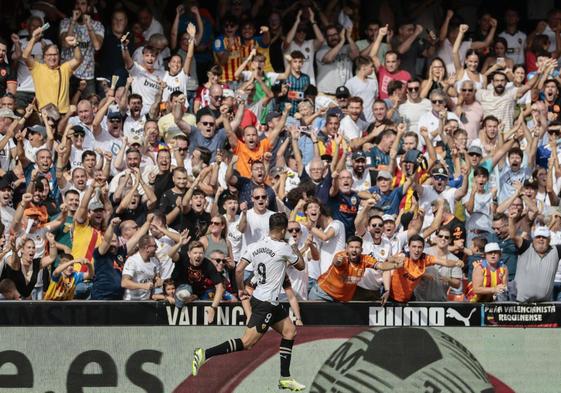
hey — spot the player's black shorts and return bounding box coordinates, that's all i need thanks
[247,296,289,333]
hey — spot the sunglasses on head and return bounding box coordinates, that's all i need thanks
[288,227,301,233]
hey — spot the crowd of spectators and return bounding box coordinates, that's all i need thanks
[0,0,560,314]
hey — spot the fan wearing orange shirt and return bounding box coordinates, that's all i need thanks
[310,236,404,302]
[229,103,291,178]
[387,235,464,303]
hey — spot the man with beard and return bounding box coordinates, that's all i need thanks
[349,151,371,192]
[159,167,189,229]
[476,71,539,130]
[310,236,403,302]
[388,235,464,303]
[354,211,393,300]
[339,96,368,142]
[542,79,561,119]
[329,169,360,239]
[316,25,359,95]
[174,241,225,319]
[91,217,128,300]
[122,39,166,113]
[226,157,277,211]
[23,28,82,114]
[58,99,100,149]
[120,81,150,142]
[366,127,397,172]
[121,234,163,300]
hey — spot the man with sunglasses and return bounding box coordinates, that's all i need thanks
[452,80,483,143]
[417,89,460,149]
[476,71,539,131]
[398,79,431,133]
[416,227,463,301]
[354,212,393,300]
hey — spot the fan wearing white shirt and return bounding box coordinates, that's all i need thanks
[122,39,166,113]
[345,56,378,123]
[339,96,369,143]
[162,23,196,103]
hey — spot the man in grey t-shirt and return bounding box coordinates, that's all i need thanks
[415,228,463,301]
[511,226,561,302]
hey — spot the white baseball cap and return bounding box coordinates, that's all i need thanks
[484,243,501,253]
[533,226,551,239]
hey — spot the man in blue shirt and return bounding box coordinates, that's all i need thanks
[328,169,360,238]
[369,170,413,215]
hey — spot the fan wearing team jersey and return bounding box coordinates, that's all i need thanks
[121,36,166,113]
[192,213,307,392]
[162,23,196,103]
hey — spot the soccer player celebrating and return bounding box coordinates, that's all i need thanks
[192,212,306,391]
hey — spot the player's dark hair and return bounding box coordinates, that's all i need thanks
[347,235,363,245]
[269,212,288,231]
[408,234,425,245]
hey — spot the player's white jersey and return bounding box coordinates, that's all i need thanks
[241,236,298,305]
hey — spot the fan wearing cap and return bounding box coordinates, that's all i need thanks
[415,164,470,229]
[367,169,415,216]
[23,124,50,163]
[465,242,508,302]
[510,222,561,302]
[465,122,524,188]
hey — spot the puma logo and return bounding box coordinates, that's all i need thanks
[446,308,476,326]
